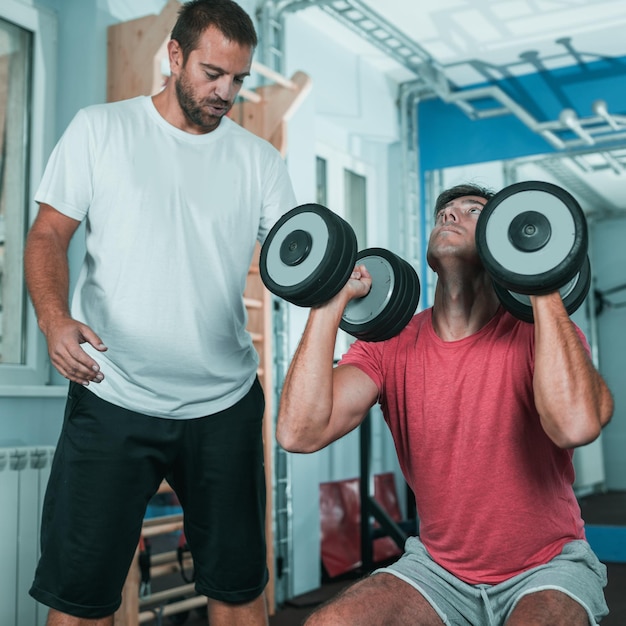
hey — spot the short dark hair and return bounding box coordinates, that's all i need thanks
[434,183,495,217]
[171,0,258,61]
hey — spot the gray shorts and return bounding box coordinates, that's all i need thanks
[374,537,608,626]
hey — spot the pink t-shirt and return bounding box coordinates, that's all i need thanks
[339,306,586,584]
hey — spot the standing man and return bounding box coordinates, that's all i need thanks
[277,184,614,626]
[25,1,296,624]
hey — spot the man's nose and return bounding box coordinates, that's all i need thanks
[215,75,237,101]
[443,206,458,222]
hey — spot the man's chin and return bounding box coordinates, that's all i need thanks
[189,113,222,132]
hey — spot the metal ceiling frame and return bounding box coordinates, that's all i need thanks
[261,0,626,237]
[508,150,625,221]
[273,0,626,152]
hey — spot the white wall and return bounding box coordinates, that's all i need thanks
[282,9,407,596]
[591,218,626,490]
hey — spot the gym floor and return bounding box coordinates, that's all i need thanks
[152,491,626,626]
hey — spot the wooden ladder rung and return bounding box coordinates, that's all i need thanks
[244,297,264,309]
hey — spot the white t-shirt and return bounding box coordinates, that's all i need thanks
[36,96,296,418]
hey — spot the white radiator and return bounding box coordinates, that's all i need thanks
[0,446,54,626]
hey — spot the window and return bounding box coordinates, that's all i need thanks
[315,143,375,243]
[316,156,327,206]
[344,168,367,249]
[0,1,56,388]
[0,16,32,367]
[315,144,377,358]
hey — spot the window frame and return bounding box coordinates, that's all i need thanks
[315,142,377,359]
[0,0,57,391]
[314,142,376,240]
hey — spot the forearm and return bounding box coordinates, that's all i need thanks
[532,293,613,448]
[24,229,72,335]
[24,206,106,383]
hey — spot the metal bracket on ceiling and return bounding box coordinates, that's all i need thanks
[272,0,451,97]
[269,0,626,154]
[529,157,623,219]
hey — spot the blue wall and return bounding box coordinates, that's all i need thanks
[418,54,626,172]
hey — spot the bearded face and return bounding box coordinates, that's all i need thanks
[174,67,229,133]
[169,26,253,134]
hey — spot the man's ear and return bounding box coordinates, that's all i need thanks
[168,39,183,75]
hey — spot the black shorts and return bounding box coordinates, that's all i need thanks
[29,379,267,619]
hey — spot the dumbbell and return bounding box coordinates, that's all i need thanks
[475,181,590,322]
[259,203,420,342]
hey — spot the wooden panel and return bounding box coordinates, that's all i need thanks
[106,0,179,103]
[113,548,140,626]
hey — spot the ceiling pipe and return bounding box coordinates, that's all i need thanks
[592,100,621,131]
[602,151,624,174]
[559,108,595,146]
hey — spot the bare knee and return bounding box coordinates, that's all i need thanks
[506,590,588,626]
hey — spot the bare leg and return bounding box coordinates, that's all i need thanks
[207,593,268,626]
[505,590,589,626]
[304,573,444,626]
[47,609,112,626]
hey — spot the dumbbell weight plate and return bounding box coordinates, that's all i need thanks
[339,248,420,342]
[476,181,588,295]
[376,257,421,341]
[494,255,591,323]
[301,215,358,307]
[260,204,357,307]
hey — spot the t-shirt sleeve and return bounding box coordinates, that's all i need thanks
[337,338,385,393]
[257,149,297,245]
[34,108,94,222]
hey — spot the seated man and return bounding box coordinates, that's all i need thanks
[276,184,613,626]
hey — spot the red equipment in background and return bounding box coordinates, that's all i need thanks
[320,472,404,578]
